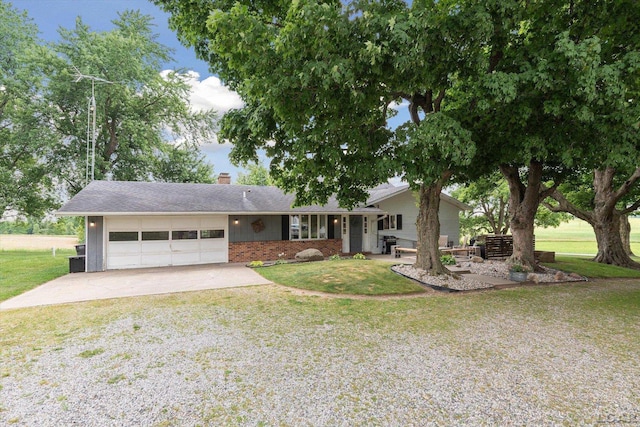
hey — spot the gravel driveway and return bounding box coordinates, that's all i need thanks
[1,284,639,425]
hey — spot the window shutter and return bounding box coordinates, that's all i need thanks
[281,215,289,240]
[377,215,384,230]
[397,215,403,230]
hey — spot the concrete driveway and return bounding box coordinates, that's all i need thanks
[0,264,272,310]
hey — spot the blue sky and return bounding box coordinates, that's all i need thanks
[12,0,246,179]
[12,0,409,184]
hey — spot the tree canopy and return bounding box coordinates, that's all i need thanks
[155,0,500,272]
[236,161,274,186]
[38,11,218,195]
[156,0,640,271]
[0,2,56,218]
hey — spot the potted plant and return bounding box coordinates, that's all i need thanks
[508,263,531,282]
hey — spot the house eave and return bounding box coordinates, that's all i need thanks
[56,209,384,217]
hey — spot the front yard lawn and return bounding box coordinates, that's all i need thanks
[1,280,639,425]
[0,249,73,302]
[543,255,640,278]
[255,259,426,295]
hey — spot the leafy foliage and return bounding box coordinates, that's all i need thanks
[38,11,217,195]
[453,174,569,237]
[0,2,56,218]
[236,161,273,186]
[440,254,456,266]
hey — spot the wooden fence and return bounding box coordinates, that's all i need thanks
[483,235,535,260]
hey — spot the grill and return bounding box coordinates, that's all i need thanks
[382,235,397,254]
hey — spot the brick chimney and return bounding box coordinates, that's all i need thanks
[217,173,231,185]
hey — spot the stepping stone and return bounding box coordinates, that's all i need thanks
[447,266,471,274]
[461,273,515,286]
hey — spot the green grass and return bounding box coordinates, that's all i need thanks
[543,255,640,278]
[0,249,73,302]
[535,217,640,254]
[255,259,426,295]
[0,281,638,424]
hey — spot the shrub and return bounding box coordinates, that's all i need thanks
[248,260,264,268]
[274,259,287,265]
[509,263,531,273]
[440,254,456,265]
[352,253,366,260]
[329,253,342,261]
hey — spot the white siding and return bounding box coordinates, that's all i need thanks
[373,190,462,252]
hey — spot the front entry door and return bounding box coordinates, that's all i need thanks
[349,216,363,253]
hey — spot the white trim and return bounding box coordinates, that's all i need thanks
[58,209,383,217]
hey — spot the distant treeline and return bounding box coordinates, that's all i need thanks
[0,217,82,237]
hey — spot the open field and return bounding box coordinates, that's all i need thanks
[535,217,640,254]
[0,234,78,250]
[1,281,639,425]
[0,250,73,302]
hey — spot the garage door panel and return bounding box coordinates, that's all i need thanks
[201,217,226,228]
[106,215,228,269]
[141,253,172,267]
[108,217,139,230]
[108,242,141,255]
[141,241,171,253]
[171,241,199,252]
[108,254,141,269]
[171,252,202,265]
[141,217,171,230]
[201,248,227,263]
[170,217,201,229]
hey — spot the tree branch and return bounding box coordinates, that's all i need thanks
[621,198,640,215]
[547,189,593,223]
[613,167,640,203]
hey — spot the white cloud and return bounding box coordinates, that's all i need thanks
[389,99,409,110]
[160,70,244,114]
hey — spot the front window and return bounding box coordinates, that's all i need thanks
[290,214,327,240]
[383,215,397,230]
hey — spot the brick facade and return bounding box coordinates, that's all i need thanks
[228,239,343,263]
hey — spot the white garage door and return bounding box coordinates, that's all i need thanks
[106,216,228,269]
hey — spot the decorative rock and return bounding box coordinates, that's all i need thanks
[554,271,566,281]
[471,256,484,263]
[528,273,540,284]
[295,248,324,262]
[569,272,583,280]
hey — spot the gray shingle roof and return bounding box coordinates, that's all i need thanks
[57,181,382,215]
[366,182,471,211]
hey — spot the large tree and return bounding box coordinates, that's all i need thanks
[546,167,640,268]
[0,1,56,218]
[155,0,502,274]
[466,1,640,270]
[452,173,569,238]
[39,11,218,195]
[236,161,274,186]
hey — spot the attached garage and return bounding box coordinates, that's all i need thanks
[106,215,228,269]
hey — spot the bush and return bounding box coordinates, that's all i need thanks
[509,263,531,273]
[329,253,342,261]
[353,253,366,260]
[248,260,264,268]
[440,254,456,265]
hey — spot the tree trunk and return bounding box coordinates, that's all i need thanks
[592,210,639,266]
[500,162,548,271]
[620,213,634,256]
[591,170,640,268]
[415,182,448,275]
